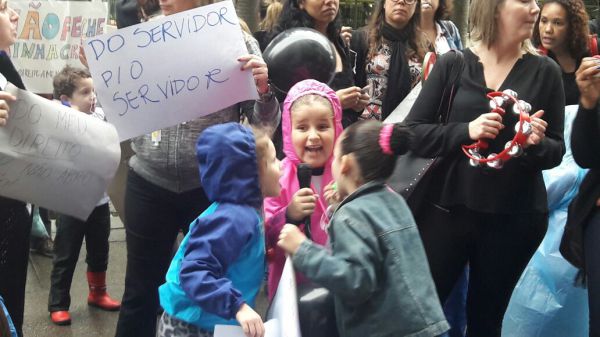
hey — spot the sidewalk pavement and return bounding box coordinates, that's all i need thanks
[23,214,269,337]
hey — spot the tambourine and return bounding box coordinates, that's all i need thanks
[462,89,532,169]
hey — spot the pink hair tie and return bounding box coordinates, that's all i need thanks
[379,124,394,155]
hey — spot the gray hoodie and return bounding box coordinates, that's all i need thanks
[129,32,280,193]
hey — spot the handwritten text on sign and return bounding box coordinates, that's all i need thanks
[9,1,108,93]
[0,83,120,220]
[84,1,258,141]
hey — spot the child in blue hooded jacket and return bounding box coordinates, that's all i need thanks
[158,123,281,337]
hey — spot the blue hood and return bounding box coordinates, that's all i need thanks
[196,123,262,208]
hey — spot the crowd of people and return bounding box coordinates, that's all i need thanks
[0,0,600,336]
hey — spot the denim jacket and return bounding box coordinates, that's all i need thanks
[292,181,449,337]
[439,20,463,51]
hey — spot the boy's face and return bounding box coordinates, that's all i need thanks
[67,77,95,113]
[259,139,282,198]
[290,101,335,169]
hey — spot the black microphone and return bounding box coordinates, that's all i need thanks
[297,163,312,240]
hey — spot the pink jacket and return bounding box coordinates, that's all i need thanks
[264,79,343,300]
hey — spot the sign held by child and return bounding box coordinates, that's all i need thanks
[0,83,120,220]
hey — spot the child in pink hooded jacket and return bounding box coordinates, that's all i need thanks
[264,79,343,300]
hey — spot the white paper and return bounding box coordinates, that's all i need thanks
[83,0,258,141]
[214,319,280,337]
[9,1,108,93]
[0,83,120,220]
[266,257,302,337]
[384,81,422,124]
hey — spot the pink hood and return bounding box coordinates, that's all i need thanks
[263,79,343,300]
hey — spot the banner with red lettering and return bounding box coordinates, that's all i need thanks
[9,1,108,93]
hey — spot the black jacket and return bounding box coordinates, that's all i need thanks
[561,104,600,269]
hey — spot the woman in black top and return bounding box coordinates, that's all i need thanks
[270,0,367,127]
[351,0,426,123]
[404,0,565,335]
[533,0,593,105]
[562,58,600,337]
[0,3,32,337]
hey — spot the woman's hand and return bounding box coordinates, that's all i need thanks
[286,188,317,222]
[238,54,269,95]
[576,57,600,109]
[468,112,504,140]
[337,86,366,110]
[278,224,307,255]
[323,181,340,206]
[0,91,16,126]
[340,26,352,47]
[235,303,264,337]
[523,110,547,148]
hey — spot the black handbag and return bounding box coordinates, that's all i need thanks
[387,50,465,211]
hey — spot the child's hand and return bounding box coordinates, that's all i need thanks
[286,188,317,222]
[235,303,265,337]
[323,182,340,206]
[278,224,307,255]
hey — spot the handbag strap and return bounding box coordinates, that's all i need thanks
[436,50,465,124]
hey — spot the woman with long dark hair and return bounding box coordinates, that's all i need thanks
[270,0,367,127]
[351,0,427,122]
[420,0,462,53]
[533,0,593,105]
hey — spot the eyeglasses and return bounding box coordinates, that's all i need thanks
[388,0,417,5]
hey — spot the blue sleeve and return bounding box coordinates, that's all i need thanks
[179,205,257,320]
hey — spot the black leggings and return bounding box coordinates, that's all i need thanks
[415,203,547,337]
[0,198,31,337]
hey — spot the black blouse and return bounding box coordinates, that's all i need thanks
[405,48,565,214]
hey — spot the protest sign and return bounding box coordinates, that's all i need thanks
[84,0,258,141]
[0,83,120,220]
[215,320,280,337]
[9,0,108,93]
[266,257,302,337]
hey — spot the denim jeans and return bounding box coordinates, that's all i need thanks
[585,208,600,337]
[115,170,211,337]
[48,203,111,311]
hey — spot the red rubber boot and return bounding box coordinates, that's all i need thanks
[50,311,71,325]
[86,271,121,311]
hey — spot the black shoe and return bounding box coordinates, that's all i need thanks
[30,238,54,258]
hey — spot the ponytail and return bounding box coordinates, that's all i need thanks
[341,120,412,182]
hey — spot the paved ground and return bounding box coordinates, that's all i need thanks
[22,213,268,337]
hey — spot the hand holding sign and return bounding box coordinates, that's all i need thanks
[238,54,269,95]
[0,91,16,126]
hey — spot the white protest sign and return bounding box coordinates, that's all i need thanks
[84,0,258,141]
[9,0,108,93]
[215,319,280,337]
[0,83,120,220]
[266,257,302,337]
